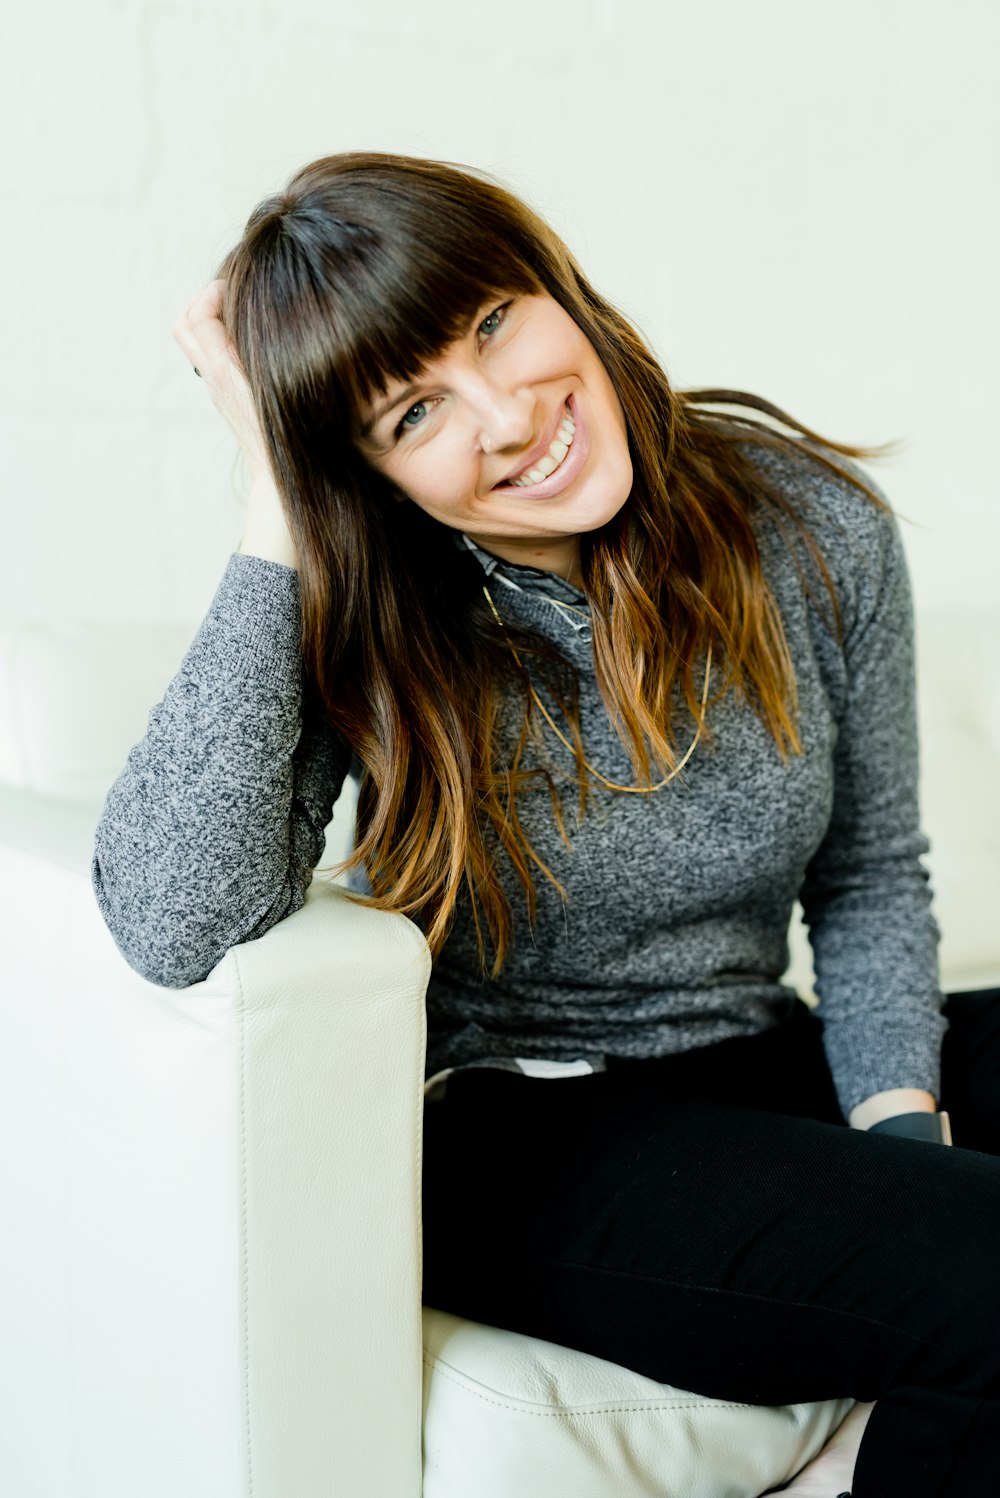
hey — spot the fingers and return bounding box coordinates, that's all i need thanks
[171,279,233,383]
[172,279,267,472]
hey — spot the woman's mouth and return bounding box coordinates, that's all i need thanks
[492,393,590,500]
[509,402,576,485]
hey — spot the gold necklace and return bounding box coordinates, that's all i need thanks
[482,583,712,794]
[543,595,591,627]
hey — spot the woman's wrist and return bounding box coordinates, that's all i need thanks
[238,471,299,570]
[848,1088,938,1131]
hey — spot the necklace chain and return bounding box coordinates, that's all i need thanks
[544,595,590,627]
[482,583,712,794]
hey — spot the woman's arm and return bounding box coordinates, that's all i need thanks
[797,485,947,1123]
[91,553,353,987]
[239,469,301,570]
[91,281,353,987]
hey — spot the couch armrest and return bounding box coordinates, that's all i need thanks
[0,786,431,1498]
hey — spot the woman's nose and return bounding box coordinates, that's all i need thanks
[475,383,535,455]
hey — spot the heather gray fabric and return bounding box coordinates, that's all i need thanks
[91,441,945,1118]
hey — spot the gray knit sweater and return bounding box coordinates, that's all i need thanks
[91,440,945,1118]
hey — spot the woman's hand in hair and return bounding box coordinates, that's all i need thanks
[172,279,269,478]
[173,280,298,570]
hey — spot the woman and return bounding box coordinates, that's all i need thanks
[95,151,1000,1497]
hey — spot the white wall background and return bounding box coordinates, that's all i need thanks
[1,0,997,630]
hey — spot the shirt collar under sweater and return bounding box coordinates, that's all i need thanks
[458,533,589,608]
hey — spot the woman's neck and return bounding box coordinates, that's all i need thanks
[462,530,584,590]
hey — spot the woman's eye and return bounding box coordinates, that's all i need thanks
[478,301,511,339]
[391,304,511,440]
[395,400,432,438]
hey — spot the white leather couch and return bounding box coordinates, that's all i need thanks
[1,605,996,1498]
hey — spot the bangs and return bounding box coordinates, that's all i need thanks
[328,238,542,438]
[231,163,549,442]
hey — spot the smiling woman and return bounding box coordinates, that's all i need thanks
[214,150,889,973]
[95,149,1000,1498]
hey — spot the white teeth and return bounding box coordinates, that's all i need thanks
[529,455,558,481]
[509,403,576,487]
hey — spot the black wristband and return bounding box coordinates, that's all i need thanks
[868,1110,952,1145]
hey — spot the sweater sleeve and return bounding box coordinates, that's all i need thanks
[91,552,354,988]
[798,495,947,1119]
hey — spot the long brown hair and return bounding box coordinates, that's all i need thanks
[217,150,897,977]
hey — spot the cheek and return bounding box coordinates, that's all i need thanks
[403,441,480,513]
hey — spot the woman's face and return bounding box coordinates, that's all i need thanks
[355,291,633,584]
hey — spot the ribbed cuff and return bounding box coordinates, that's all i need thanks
[825,1012,946,1119]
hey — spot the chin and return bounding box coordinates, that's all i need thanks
[579,472,633,531]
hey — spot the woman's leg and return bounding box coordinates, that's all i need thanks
[783,984,1000,1495]
[940,986,1000,1153]
[422,994,1000,1498]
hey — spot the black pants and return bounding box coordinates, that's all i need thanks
[421,990,1000,1498]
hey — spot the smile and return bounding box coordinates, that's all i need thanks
[509,402,576,486]
[491,394,590,501]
